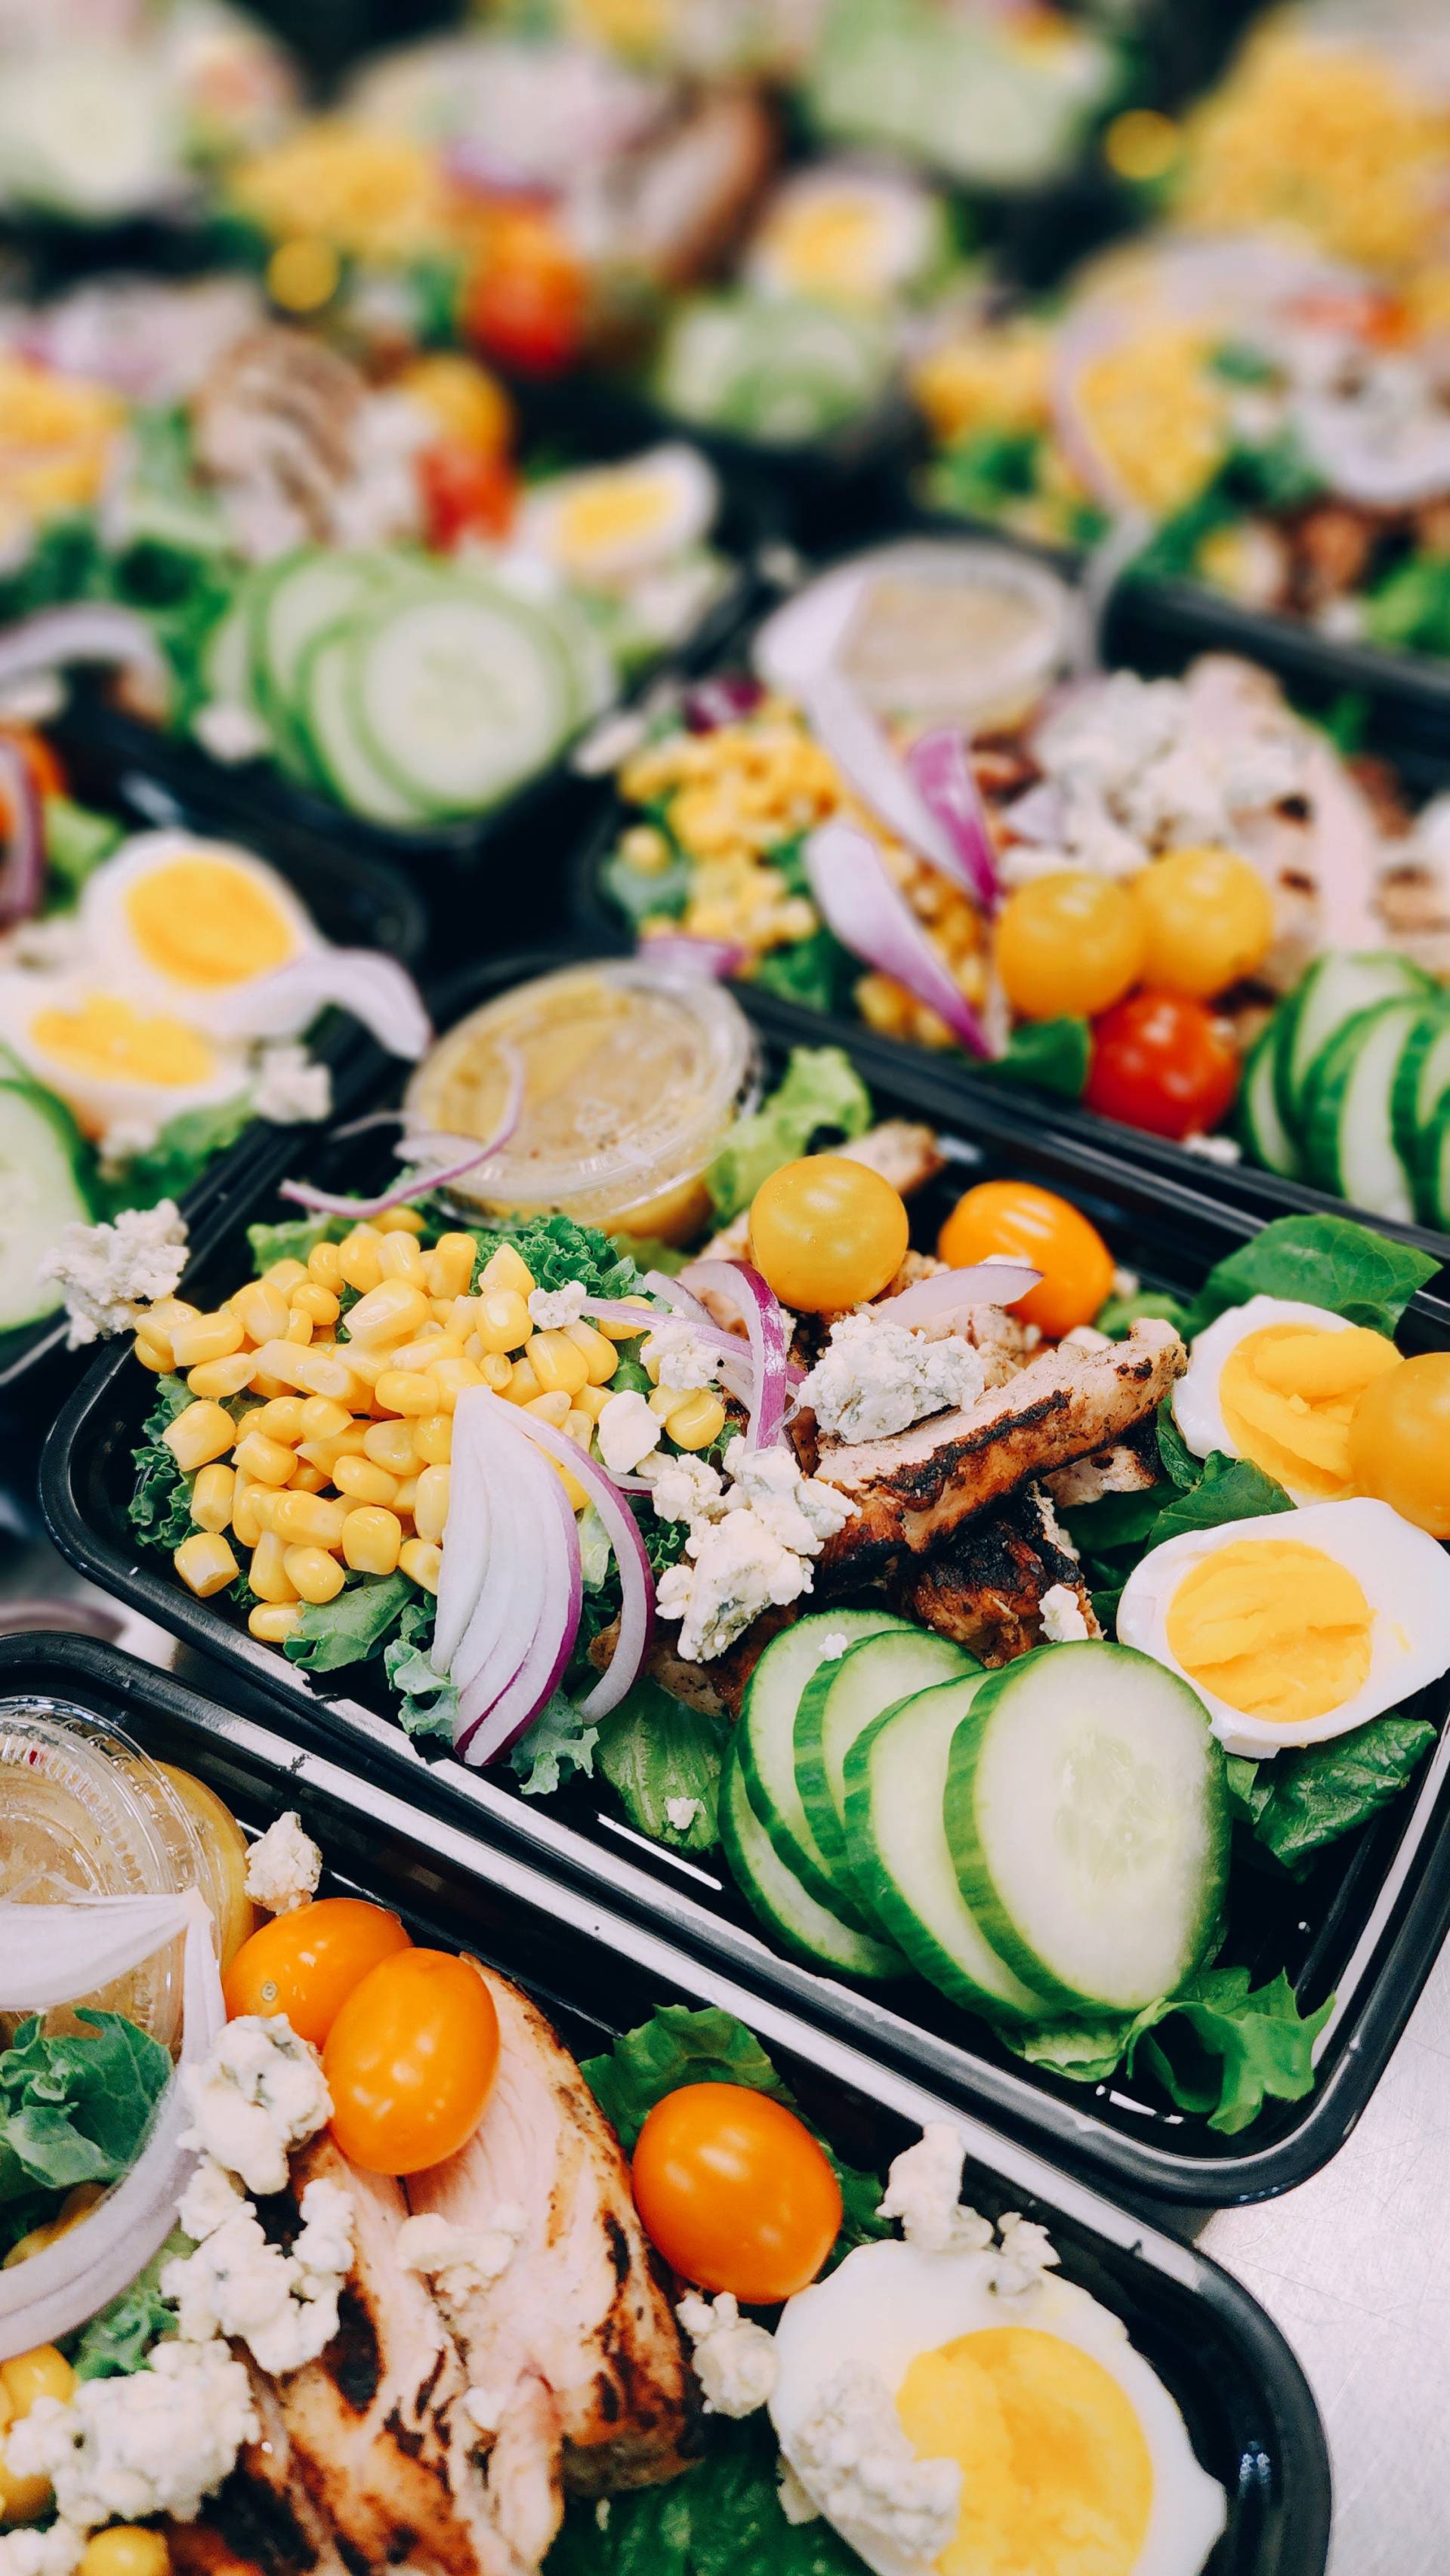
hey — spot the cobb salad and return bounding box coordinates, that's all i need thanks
[76,956,1450,2150]
[0,1700,1241,2576]
[599,538,1450,1222]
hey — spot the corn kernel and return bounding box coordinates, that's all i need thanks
[378,1231,427,1285]
[391,1475,418,1515]
[248,1603,302,1645]
[335,1453,399,1505]
[429,1296,457,1325]
[285,1307,314,1346]
[342,1505,403,1575]
[255,1396,307,1443]
[376,1205,425,1235]
[562,1408,594,1447]
[301,1395,351,1441]
[429,1356,483,1412]
[133,1334,169,1373]
[284,1544,345,1605]
[647,1384,677,1419]
[346,1278,430,1347]
[413,1463,450,1543]
[376,1368,441,1415]
[250,1371,292,1402]
[250,1529,298,1603]
[480,1351,512,1391]
[391,1331,461,1372]
[269,1491,348,1548]
[399,1538,442,1592]
[233,1484,265,1549]
[169,1310,245,1368]
[248,1340,366,1404]
[595,1295,656,1341]
[571,1383,612,1422]
[336,1340,389,1387]
[564,1319,619,1384]
[529,1329,590,1397]
[261,1257,306,1293]
[298,1425,368,1473]
[337,1230,384,1294]
[479,1242,535,1298]
[308,1239,344,1291]
[187,1351,258,1401]
[554,1457,589,1512]
[476,1288,532,1353]
[163,1401,237,1473]
[414,1411,452,1464]
[191,1464,236,1534]
[526,1389,572,1427]
[427,1233,477,1298]
[289,1461,328,1495]
[665,1389,727,1451]
[233,1279,291,1344]
[362,1418,418,1473]
[291,1281,340,1327]
[233,1430,298,1487]
[78,2533,172,2576]
[174,1532,239,1598]
[135,1297,200,1369]
[503,1355,542,1405]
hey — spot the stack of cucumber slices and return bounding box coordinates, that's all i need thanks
[721,1609,1229,2026]
[202,549,612,829]
[1240,952,1450,1228]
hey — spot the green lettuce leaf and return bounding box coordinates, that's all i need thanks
[116,1094,255,1209]
[1094,1289,1192,1341]
[1002,1967,1333,2135]
[1155,1400,1199,1489]
[1230,1714,1436,1871]
[752,927,855,1014]
[548,2412,861,2575]
[1188,1214,1436,1338]
[1,2013,170,2206]
[975,1017,1090,1101]
[42,794,122,901]
[511,1693,600,1797]
[707,1046,872,1223]
[128,1373,196,1553]
[479,1214,640,1302]
[246,1214,350,1273]
[384,1597,457,1741]
[1147,1454,1295,1544]
[69,2232,187,2379]
[284,1569,414,1674]
[594,1678,726,1852]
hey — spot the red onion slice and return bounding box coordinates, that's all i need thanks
[676,1257,790,1448]
[433,1392,494,1674]
[1000,779,1066,846]
[640,933,746,980]
[904,728,1000,912]
[501,1398,656,1720]
[887,1261,1041,1324]
[0,604,171,708]
[806,669,962,881]
[281,1051,524,1223]
[456,1455,582,1766]
[804,819,992,1059]
[0,736,46,930]
[210,951,432,1057]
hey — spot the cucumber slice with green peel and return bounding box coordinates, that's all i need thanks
[720,1741,907,1983]
[347,586,580,816]
[943,1641,1229,2015]
[253,551,389,765]
[1302,998,1427,1221]
[299,631,438,828]
[1412,1096,1450,1232]
[1238,1020,1302,1178]
[843,1677,1047,2023]
[1391,1007,1450,1171]
[0,1081,96,1332]
[739,1609,910,1930]
[201,589,259,718]
[796,1627,977,1893]
[1274,952,1435,1131]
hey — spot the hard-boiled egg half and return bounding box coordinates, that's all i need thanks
[0,969,248,1140]
[78,831,321,1026]
[1117,1498,1450,1756]
[770,2236,1226,2576]
[1173,1294,1404,1505]
[517,445,717,590]
[746,165,942,307]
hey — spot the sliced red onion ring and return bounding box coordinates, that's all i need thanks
[209,951,432,1058]
[641,1270,716,1328]
[676,1257,790,1449]
[1000,779,1066,847]
[905,729,1000,912]
[0,603,170,708]
[0,736,46,929]
[0,1889,224,2359]
[501,1397,656,1720]
[887,1261,1041,1324]
[804,819,992,1060]
[433,1390,493,1674]
[806,669,962,881]
[281,1051,524,1223]
[640,933,746,980]
[681,674,765,733]
[456,1462,582,1766]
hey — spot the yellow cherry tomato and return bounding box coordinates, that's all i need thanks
[323,1948,499,2176]
[1348,1351,1450,1536]
[0,2345,75,2523]
[224,1897,412,2047]
[994,871,1146,1020]
[399,353,513,455]
[78,2531,171,2576]
[1131,845,1276,998]
[749,1156,909,1313]
[631,2085,841,2303]
[156,1763,256,1970]
[938,1180,1115,1340]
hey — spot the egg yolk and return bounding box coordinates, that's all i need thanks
[32,996,216,1090]
[768,199,886,296]
[124,859,297,989]
[554,477,671,570]
[895,2326,1152,2576]
[1166,1539,1373,1726]
[1218,1322,1402,1498]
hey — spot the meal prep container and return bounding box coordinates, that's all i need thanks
[39,949,1450,2210]
[0,1625,1333,2575]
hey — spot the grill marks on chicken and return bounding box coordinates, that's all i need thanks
[896,1482,1100,1664]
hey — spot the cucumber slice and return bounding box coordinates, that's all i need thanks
[1274,952,1434,1131]
[0,1081,95,1332]
[348,586,579,816]
[1412,1095,1450,1232]
[843,1677,1047,2022]
[201,591,258,717]
[1392,1006,1450,1171]
[656,296,890,445]
[1238,1020,1302,1178]
[720,1741,907,1984]
[253,551,389,771]
[943,1641,1229,2014]
[297,631,438,829]
[796,1627,976,1893]
[739,1610,909,1930]
[1303,998,1428,1221]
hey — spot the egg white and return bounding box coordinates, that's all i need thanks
[0,968,250,1142]
[770,2237,1226,2576]
[746,166,942,307]
[518,446,717,588]
[1116,1496,1450,1756]
[78,831,319,1023]
[1172,1295,1360,1501]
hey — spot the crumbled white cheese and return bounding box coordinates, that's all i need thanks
[676,2291,778,2418]
[162,2174,355,2376]
[654,1440,856,1662]
[646,1452,725,1524]
[176,2153,247,2243]
[1183,1131,1243,1165]
[723,1440,856,1548]
[41,1201,189,1349]
[1032,668,1303,867]
[0,2524,84,2576]
[641,1319,722,1393]
[993,2211,1061,2298]
[785,2362,961,2564]
[192,699,273,764]
[7,2342,260,2531]
[798,1311,986,1445]
[396,2207,527,2309]
[251,1043,332,1127]
[180,2015,332,2198]
[1039,1584,1091,1643]
[596,1389,662,1475]
[94,1113,164,1180]
[665,1796,703,1831]
[818,1630,851,1661]
[529,1280,589,1331]
[244,1811,322,1915]
[876,2124,993,2257]
[776,2462,821,2527]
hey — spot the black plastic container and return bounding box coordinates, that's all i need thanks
[40,949,1450,2209]
[0,1627,1333,2576]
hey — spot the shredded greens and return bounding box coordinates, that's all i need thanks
[128,1373,196,1553]
[283,1569,415,1674]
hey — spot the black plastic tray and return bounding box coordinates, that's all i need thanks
[0,1627,1332,2576]
[40,948,1450,2209]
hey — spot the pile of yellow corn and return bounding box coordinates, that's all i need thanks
[135,1214,724,1646]
[0,356,125,562]
[228,119,455,264]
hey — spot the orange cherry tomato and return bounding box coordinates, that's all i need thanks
[223,1898,412,2047]
[323,1948,499,2176]
[418,439,519,550]
[464,218,586,377]
[1349,1351,1450,1537]
[1084,989,1240,1140]
[631,2084,842,2304]
[938,1179,1115,1340]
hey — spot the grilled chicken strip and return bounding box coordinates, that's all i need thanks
[815,1319,1185,1576]
[896,1483,1100,1664]
[405,1965,693,2562]
[175,2367,354,2576]
[1042,1421,1162,1508]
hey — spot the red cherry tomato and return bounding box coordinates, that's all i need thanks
[418,440,518,549]
[1084,990,1240,1140]
[464,242,585,377]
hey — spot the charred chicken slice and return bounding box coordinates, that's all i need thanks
[895,1483,1100,1664]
